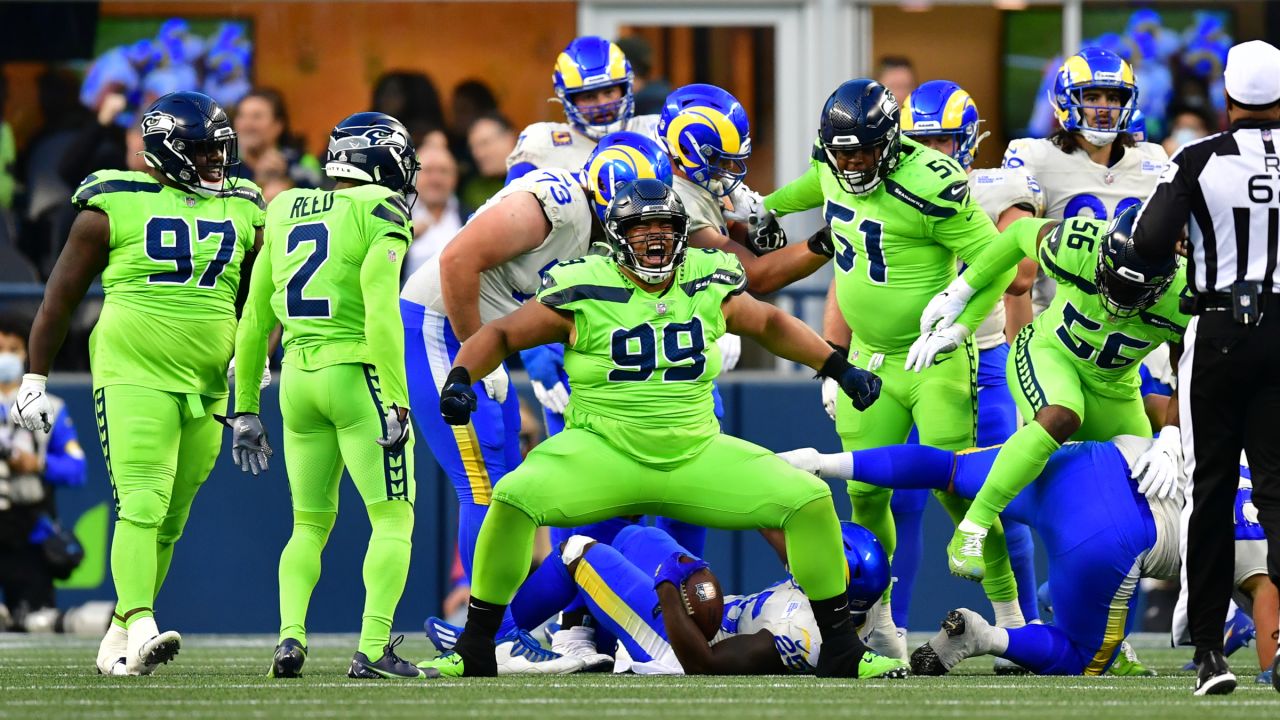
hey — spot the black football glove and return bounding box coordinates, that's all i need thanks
[440,367,478,426]
[214,412,272,476]
[806,226,834,259]
[817,351,882,412]
[744,213,787,255]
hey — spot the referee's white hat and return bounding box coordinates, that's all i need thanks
[1224,40,1280,107]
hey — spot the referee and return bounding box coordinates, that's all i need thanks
[1132,40,1280,696]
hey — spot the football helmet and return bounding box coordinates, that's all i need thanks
[553,36,634,140]
[324,112,421,202]
[581,130,673,223]
[818,79,902,195]
[842,521,890,613]
[1096,205,1178,318]
[1051,47,1139,146]
[658,83,751,197]
[602,178,688,285]
[139,91,239,196]
[901,80,986,170]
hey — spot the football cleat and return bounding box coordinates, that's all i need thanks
[945,521,987,582]
[1222,606,1256,658]
[910,608,993,676]
[496,630,584,675]
[858,650,909,679]
[269,638,307,678]
[1256,668,1273,685]
[1107,640,1156,676]
[993,656,1031,675]
[549,626,614,672]
[424,616,461,654]
[95,624,128,676]
[127,631,182,676]
[348,635,424,679]
[1193,651,1236,695]
[417,651,466,678]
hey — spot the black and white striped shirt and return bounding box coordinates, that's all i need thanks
[1133,119,1280,293]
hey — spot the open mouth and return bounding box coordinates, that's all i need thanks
[640,240,669,267]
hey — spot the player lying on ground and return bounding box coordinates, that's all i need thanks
[15,91,264,676]
[777,436,1255,676]
[425,523,901,676]
[418,178,897,679]
[916,206,1187,582]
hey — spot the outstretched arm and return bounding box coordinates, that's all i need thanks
[450,300,573,383]
[690,227,829,295]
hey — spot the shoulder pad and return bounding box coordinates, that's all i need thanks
[678,248,747,298]
[538,256,633,308]
[72,170,161,209]
[226,180,266,210]
[1001,137,1045,170]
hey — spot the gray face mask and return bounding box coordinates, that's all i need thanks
[0,353,23,384]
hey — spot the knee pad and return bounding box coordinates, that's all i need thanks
[117,490,168,529]
[561,535,595,566]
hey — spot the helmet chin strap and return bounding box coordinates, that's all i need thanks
[1079,129,1119,148]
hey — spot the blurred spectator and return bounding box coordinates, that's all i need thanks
[1162,104,1216,157]
[449,79,498,174]
[371,71,445,145]
[876,55,916,105]
[0,314,103,635]
[461,112,517,211]
[231,88,321,203]
[20,69,90,277]
[616,35,671,116]
[57,90,129,194]
[0,74,15,248]
[405,144,464,280]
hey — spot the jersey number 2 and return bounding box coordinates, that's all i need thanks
[145,216,237,287]
[286,222,331,318]
[609,318,706,382]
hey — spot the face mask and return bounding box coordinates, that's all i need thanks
[0,353,24,384]
[1172,128,1204,148]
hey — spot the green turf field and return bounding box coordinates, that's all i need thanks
[1,633,1276,719]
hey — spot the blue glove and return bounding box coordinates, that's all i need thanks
[519,344,565,387]
[653,551,709,590]
[440,368,478,426]
[818,351,882,412]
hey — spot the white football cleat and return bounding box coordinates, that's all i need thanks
[96,623,129,676]
[549,626,614,671]
[910,608,995,676]
[864,600,908,661]
[495,631,584,675]
[125,617,182,676]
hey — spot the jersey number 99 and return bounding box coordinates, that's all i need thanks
[609,318,706,382]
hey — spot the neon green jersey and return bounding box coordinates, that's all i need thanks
[230,181,409,412]
[765,136,1010,352]
[72,170,264,397]
[234,184,412,413]
[536,249,744,468]
[1015,217,1190,397]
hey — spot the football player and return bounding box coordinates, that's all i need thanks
[1001,47,1170,314]
[14,91,265,675]
[424,522,903,676]
[418,179,898,680]
[223,113,425,679]
[762,78,1023,658]
[916,208,1186,592]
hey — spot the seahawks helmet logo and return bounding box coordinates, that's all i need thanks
[141,111,178,137]
[329,126,410,155]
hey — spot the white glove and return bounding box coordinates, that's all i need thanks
[724,185,766,223]
[778,448,822,476]
[531,380,570,415]
[905,324,970,373]
[919,276,978,334]
[227,357,272,389]
[12,374,53,433]
[1132,426,1182,500]
[717,333,742,372]
[821,376,839,421]
[375,404,413,452]
[482,365,509,403]
[724,186,786,254]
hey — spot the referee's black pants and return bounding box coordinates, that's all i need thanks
[1182,308,1280,661]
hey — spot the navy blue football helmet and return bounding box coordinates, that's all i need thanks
[603,178,688,285]
[1096,205,1178,317]
[139,91,239,195]
[818,79,902,194]
[842,521,890,613]
[324,112,421,202]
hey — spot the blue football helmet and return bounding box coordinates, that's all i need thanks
[658,83,751,197]
[901,80,985,170]
[139,91,239,196]
[581,130,673,222]
[841,522,890,613]
[1051,47,1139,145]
[1096,204,1178,318]
[324,112,421,203]
[603,178,688,285]
[1129,109,1147,143]
[553,36,634,140]
[818,79,901,195]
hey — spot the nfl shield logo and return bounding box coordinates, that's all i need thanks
[185,197,196,207]
[387,249,398,263]
[655,302,668,315]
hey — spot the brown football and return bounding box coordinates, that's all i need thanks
[680,563,724,641]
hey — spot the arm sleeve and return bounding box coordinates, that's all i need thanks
[362,232,411,408]
[962,217,1054,289]
[932,197,1017,333]
[763,164,824,217]
[43,405,86,488]
[233,237,278,414]
[1132,151,1194,261]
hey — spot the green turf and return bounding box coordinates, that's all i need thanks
[1,633,1276,719]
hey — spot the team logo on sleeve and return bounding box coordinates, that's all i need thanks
[552,131,573,146]
[388,249,398,263]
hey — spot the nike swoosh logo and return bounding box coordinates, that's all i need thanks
[933,356,953,366]
[950,556,967,568]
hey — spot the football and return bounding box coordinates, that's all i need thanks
[680,562,724,641]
